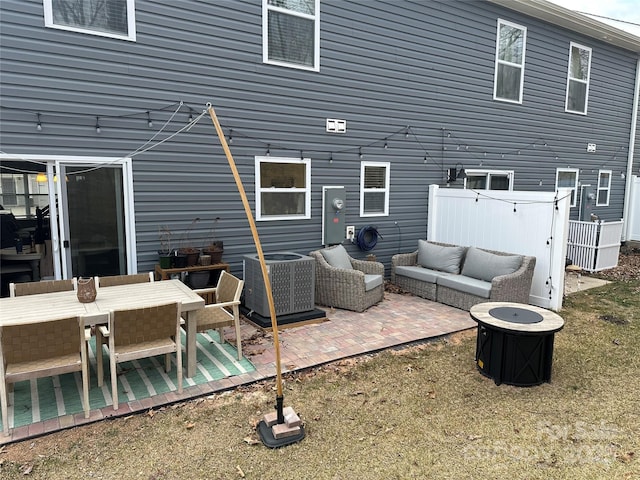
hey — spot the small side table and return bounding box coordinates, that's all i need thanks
[470,302,564,387]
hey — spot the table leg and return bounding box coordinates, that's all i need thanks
[185,311,197,378]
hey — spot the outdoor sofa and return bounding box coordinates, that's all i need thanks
[391,240,536,311]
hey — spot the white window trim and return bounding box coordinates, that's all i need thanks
[596,169,611,206]
[360,161,390,217]
[262,0,320,72]
[43,0,137,42]
[255,156,311,221]
[565,42,592,115]
[493,19,527,104]
[463,169,514,190]
[556,168,579,207]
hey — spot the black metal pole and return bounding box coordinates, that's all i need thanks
[276,394,284,424]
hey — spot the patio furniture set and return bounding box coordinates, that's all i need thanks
[0,271,244,435]
[310,240,536,313]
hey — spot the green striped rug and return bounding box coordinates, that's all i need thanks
[2,331,255,431]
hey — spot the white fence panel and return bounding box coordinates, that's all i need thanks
[567,220,623,272]
[628,176,640,242]
[427,186,572,310]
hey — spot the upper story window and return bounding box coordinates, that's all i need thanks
[255,156,311,221]
[596,170,611,206]
[556,168,579,207]
[263,0,320,71]
[360,162,390,217]
[44,0,136,41]
[464,170,513,190]
[494,19,527,104]
[565,42,592,115]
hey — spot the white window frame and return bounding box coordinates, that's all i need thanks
[596,170,611,206]
[262,0,320,72]
[565,42,592,115]
[556,168,579,207]
[493,19,527,104]
[360,161,390,217]
[43,0,137,42]
[463,169,514,191]
[255,156,311,221]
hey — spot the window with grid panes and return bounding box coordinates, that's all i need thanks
[360,162,390,217]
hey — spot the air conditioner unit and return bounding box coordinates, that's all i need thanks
[243,252,315,317]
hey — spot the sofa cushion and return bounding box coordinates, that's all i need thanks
[461,247,522,282]
[321,244,352,270]
[417,240,466,274]
[437,274,492,299]
[394,265,451,284]
[364,274,383,291]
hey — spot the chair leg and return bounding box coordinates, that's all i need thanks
[110,349,118,411]
[96,330,104,388]
[165,353,171,372]
[232,306,242,360]
[81,334,90,419]
[0,379,9,436]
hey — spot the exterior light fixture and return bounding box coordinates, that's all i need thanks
[447,163,467,183]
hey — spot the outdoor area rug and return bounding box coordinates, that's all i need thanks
[1,330,255,431]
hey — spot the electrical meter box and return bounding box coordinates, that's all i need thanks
[323,186,346,246]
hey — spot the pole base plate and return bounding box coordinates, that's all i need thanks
[257,420,306,448]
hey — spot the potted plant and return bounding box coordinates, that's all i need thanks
[178,217,200,267]
[203,216,223,264]
[158,225,174,268]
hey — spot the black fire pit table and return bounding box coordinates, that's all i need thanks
[469,302,564,387]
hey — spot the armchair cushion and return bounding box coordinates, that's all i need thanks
[364,274,383,291]
[320,244,353,270]
[461,247,522,282]
[417,240,466,274]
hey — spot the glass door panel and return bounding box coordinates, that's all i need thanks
[63,165,126,277]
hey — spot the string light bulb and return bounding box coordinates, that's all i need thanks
[329,153,333,164]
[147,111,153,128]
[384,139,388,149]
[36,113,42,131]
[359,147,363,159]
[266,144,271,156]
[188,109,194,123]
[95,116,101,134]
[228,129,233,144]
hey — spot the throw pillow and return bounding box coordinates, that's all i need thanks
[417,240,466,274]
[320,244,353,270]
[461,247,522,282]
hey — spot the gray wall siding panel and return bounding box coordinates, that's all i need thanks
[1,0,638,278]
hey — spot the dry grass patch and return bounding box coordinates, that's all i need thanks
[1,281,639,480]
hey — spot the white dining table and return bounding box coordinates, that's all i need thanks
[0,279,205,378]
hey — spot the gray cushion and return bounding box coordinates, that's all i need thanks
[417,240,466,274]
[461,247,522,282]
[437,274,492,298]
[320,244,352,270]
[394,265,450,284]
[364,274,383,291]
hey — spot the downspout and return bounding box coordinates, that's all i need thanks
[622,56,640,242]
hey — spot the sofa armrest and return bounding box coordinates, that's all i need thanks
[490,255,536,304]
[391,251,418,282]
[351,257,384,275]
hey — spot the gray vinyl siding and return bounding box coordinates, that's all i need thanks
[1,0,638,277]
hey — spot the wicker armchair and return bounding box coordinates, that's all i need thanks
[309,245,384,313]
